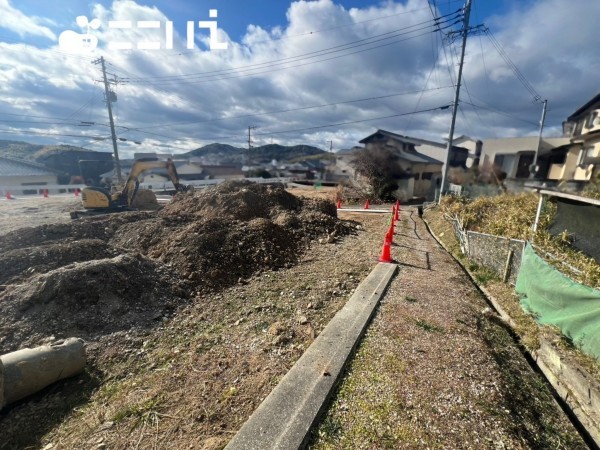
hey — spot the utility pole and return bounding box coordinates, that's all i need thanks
[329,140,333,152]
[531,99,548,179]
[247,125,257,151]
[93,56,122,183]
[439,0,472,203]
[246,126,257,166]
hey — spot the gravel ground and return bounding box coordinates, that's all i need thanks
[311,207,587,449]
[0,196,78,235]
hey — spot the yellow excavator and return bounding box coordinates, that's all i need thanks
[71,158,190,218]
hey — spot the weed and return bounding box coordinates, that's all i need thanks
[415,319,444,333]
[404,295,417,303]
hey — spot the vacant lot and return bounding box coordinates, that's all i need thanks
[0,184,388,449]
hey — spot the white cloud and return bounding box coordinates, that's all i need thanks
[0,0,56,40]
[0,0,598,157]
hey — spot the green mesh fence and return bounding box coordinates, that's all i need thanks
[516,243,600,360]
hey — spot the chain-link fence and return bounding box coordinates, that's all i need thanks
[466,231,525,285]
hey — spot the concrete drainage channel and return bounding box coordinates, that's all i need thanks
[424,219,600,449]
[225,262,398,450]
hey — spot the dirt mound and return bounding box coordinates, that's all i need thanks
[0,239,117,285]
[0,181,351,352]
[0,253,188,353]
[161,180,301,221]
[112,181,351,289]
[0,211,153,252]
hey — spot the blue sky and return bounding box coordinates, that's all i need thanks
[0,0,597,155]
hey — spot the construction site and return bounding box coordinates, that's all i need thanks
[0,181,597,450]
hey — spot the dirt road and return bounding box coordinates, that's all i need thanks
[0,196,78,235]
[311,207,586,449]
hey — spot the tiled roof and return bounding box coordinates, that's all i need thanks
[0,156,60,177]
[395,150,443,165]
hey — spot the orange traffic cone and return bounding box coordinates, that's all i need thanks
[364,199,370,209]
[336,198,342,209]
[6,191,13,200]
[74,188,80,197]
[42,189,49,198]
[378,234,393,263]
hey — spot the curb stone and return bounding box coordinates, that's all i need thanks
[225,262,398,450]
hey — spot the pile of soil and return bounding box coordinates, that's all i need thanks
[0,239,117,285]
[0,181,349,353]
[112,181,350,289]
[0,254,188,354]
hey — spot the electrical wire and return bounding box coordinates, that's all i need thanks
[120,11,462,84]
[484,28,542,102]
[461,100,539,126]
[119,105,450,144]
[157,2,464,58]
[126,85,454,131]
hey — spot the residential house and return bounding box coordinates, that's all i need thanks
[445,135,483,168]
[478,137,570,181]
[551,92,600,183]
[201,164,244,180]
[0,156,61,194]
[324,151,357,182]
[359,130,446,200]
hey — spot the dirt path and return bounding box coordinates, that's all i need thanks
[0,196,78,235]
[311,208,587,449]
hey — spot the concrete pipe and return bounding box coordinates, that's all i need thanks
[0,338,86,409]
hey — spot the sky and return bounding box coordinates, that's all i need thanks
[0,0,598,158]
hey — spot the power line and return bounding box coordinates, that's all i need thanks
[484,28,542,102]
[127,85,454,131]
[120,11,462,84]
[460,100,538,126]
[121,105,451,145]
[158,4,463,58]
[120,26,458,88]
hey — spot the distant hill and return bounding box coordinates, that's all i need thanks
[0,140,44,160]
[183,142,327,163]
[0,140,99,162]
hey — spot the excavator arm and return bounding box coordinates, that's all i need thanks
[80,158,190,211]
[115,158,188,207]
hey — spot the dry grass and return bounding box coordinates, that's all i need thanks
[423,205,600,379]
[439,193,600,288]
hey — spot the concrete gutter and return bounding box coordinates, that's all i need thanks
[225,262,398,450]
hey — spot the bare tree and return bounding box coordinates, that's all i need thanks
[351,147,408,200]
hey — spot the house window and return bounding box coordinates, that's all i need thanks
[551,152,566,165]
[579,146,595,165]
[577,148,585,165]
[494,154,505,167]
[421,172,433,180]
[585,111,598,129]
[515,153,534,178]
[573,120,584,136]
